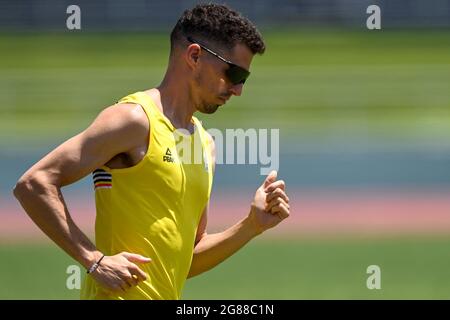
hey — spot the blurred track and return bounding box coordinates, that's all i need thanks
[2,189,450,241]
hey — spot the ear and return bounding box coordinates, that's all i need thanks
[185,43,201,70]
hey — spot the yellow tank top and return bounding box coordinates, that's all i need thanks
[80,91,214,300]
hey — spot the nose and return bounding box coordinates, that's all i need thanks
[229,83,243,97]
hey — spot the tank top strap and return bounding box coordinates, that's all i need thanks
[118,91,179,135]
[191,116,207,148]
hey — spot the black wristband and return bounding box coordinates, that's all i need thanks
[87,254,105,274]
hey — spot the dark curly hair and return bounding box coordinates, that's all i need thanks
[170,3,265,55]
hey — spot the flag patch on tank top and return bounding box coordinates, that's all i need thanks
[92,169,112,189]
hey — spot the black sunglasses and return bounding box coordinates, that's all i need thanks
[187,36,250,85]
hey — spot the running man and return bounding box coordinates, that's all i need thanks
[13,3,290,299]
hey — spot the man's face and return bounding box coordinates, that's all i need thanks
[193,43,254,114]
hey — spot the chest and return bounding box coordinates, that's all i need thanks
[152,130,211,200]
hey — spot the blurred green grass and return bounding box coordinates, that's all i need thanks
[1,30,450,149]
[1,236,449,299]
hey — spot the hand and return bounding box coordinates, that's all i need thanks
[89,252,151,292]
[248,170,290,234]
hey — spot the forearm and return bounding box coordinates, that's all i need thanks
[188,215,260,278]
[13,177,101,269]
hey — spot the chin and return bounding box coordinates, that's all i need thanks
[201,104,220,114]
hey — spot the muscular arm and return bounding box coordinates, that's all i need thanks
[13,103,151,291]
[188,134,290,278]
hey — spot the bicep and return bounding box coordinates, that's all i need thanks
[21,103,145,187]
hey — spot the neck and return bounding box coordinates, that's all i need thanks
[155,72,197,130]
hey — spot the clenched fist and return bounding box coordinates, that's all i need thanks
[248,170,290,234]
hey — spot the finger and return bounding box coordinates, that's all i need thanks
[129,264,148,282]
[124,273,138,287]
[266,197,290,212]
[266,188,289,203]
[265,180,286,193]
[131,274,140,285]
[120,269,137,287]
[118,270,133,289]
[122,252,152,264]
[118,282,128,292]
[266,188,289,204]
[271,202,290,220]
[110,284,123,293]
[124,277,135,288]
[265,197,281,212]
[262,170,277,189]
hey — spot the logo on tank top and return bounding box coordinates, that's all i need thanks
[92,169,112,189]
[163,148,175,163]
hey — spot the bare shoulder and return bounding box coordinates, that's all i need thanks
[93,103,148,133]
[85,103,149,150]
[15,102,150,188]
